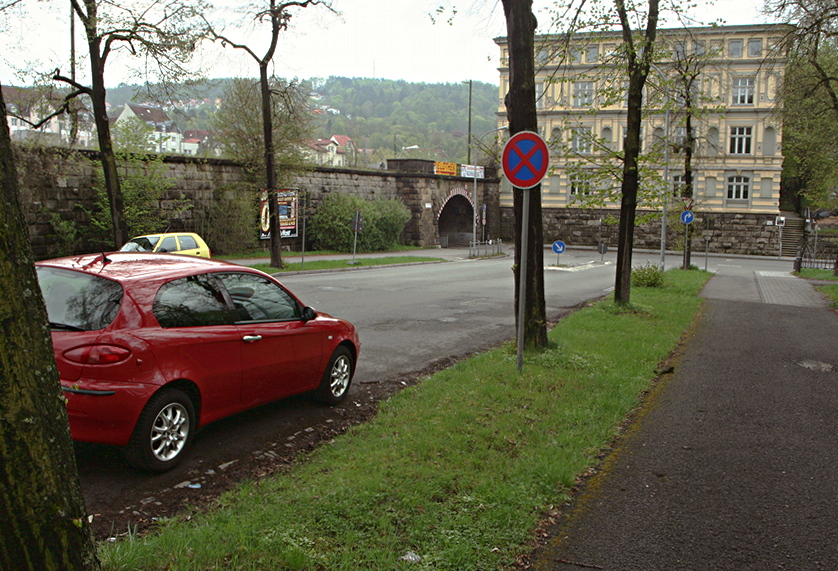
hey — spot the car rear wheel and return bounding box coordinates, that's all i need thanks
[124,388,195,472]
[316,346,353,405]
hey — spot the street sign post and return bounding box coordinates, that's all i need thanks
[552,240,566,266]
[501,131,550,372]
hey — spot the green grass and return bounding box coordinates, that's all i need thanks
[99,269,711,571]
[797,268,838,307]
[797,268,838,281]
[247,256,443,274]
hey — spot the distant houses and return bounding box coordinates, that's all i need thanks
[2,85,95,147]
[303,135,359,167]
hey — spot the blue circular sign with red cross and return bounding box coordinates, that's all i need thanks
[501,131,550,189]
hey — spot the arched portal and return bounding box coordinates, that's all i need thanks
[437,194,474,246]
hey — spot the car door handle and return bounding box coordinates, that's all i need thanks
[242,335,262,343]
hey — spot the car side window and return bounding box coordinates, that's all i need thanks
[178,235,198,250]
[217,273,301,322]
[153,274,236,327]
[158,236,178,252]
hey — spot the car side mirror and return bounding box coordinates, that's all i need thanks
[301,306,317,321]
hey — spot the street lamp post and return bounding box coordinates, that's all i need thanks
[470,127,505,256]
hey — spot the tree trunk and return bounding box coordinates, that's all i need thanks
[261,66,284,268]
[613,0,659,305]
[84,4,127,249]
[0,83,100,571]
[502,0,548,349]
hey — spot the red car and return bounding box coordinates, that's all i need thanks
[36,253,359,472]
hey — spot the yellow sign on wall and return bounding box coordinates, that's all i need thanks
[434,161,458,176]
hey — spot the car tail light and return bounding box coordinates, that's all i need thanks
[64,345,131,365]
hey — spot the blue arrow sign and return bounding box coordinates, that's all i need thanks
[552,240,566,254]
[681,210,694,224]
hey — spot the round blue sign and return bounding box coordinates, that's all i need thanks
[552,240,566,254]
[501,131,550,189]
[681,210,695,224]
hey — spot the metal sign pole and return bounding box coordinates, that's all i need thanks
[517,188,529,373]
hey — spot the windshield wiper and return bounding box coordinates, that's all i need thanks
[49,322,85,331]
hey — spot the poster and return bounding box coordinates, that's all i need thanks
[259,189,298,240]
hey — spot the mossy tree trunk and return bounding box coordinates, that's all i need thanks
[0,84,100,571]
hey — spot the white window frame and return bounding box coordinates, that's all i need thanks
[572,81,595,107]
[727,175,750,200]
[571,126,593,154]
[729,39,743,58]
[732,76,755,105]
[748,38,763,57]
[569,173,592,196]
[729,126,752,155]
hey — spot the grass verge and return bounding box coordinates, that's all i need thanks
[797,268,838,307]
[100,269,711,571]
[246,256,444,274]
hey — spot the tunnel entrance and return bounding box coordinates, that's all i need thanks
[437,193,474,247]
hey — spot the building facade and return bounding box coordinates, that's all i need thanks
[495,24,791,254]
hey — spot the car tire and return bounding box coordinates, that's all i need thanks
[316,346,354,405]
[124,388,195,472]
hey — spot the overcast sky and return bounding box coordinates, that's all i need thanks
[0,0,772,88]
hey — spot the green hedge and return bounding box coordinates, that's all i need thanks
[310,194,411,252]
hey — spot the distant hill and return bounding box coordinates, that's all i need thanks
[105,76,499,165]
[309,77,498,164]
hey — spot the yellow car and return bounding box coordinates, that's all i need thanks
[119,232,211,258]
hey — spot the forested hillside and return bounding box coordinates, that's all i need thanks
[310,77,498,164]
[106,77,499,165]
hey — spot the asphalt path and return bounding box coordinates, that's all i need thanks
[528,264,838,570]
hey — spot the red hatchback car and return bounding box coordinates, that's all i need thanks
[36,253,360,472]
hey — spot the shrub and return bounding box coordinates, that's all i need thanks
[195,185,260,255]
[631,262,665,287]
[310,194,410,252]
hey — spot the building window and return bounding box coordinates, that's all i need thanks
[748,38,762,57]
[732,77,755,105]
[673,41,687,61]
[671,174,693,198]
[572,127,593,154]
[569,174,592,196]
[729,39,743,58]
[570,47,582,63]
[586,45,599,63]
[536,81,546,109]
[572,81,594,107]
[729,126,752,154]
[727,176,750,200]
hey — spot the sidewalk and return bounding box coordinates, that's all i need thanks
[528,266,838,569]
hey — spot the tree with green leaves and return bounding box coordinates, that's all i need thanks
[207,0,333,269]
[0,81,100,571]
[770,0,838,211]
[46,0,208,249]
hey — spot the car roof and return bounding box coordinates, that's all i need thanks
[35,252,254,283]
[130,232,201,239]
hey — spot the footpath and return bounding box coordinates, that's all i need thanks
[528,266,838,570]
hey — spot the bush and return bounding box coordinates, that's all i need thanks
[631,262,665,287]
[310,194,411,252]
[195,185,260,255]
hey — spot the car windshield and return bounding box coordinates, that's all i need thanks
[120,236,159,253]
[36,267,124,331]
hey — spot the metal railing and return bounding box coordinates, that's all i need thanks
[469,239,505,258]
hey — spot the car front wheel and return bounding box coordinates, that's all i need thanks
[316,346,354,405]
[124,388,195,472]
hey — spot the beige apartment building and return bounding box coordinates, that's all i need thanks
[494,24,792,255]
